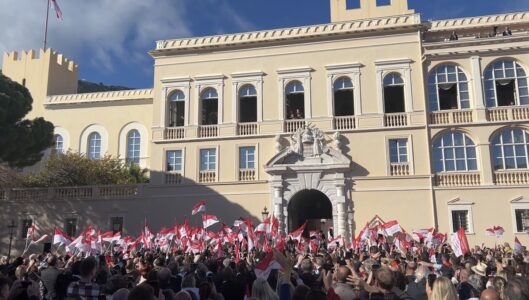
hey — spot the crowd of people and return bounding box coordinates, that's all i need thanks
[1,239,528,300]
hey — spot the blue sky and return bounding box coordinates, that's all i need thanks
[1,0,529,89]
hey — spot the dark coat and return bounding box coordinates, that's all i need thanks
[40,266,61,300]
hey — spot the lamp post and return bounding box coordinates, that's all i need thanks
[7,220,16,261]
[261,206,269,221]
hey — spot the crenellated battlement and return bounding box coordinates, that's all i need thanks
[3,48,78,73]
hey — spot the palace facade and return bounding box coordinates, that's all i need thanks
[2,0,529,253]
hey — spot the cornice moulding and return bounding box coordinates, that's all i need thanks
[428,11,529,32]
[231,71,266,78]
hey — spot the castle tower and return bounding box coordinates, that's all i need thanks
[1,49,78,119]
[330,0,414,22]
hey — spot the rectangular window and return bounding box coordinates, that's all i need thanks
[110,217,124,234]
[376,0,391,6]
[200,149,217,171]
[239,146,256,169]
[451,210,469,232]
[515,209,529,232]
[346,0,361,9]
[64,218,77,238]
[20,219,32,239]
[389,139,408,163]
[166,150,183,172]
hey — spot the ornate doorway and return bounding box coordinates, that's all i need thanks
[288,189,333,233]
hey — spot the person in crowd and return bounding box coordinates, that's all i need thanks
[66,257,105,300]
[430,276,458,300]
[449,31,458,40]
[503,27,513,36]
[40,255,61,300]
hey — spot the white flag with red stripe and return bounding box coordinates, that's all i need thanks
[485,226,505,237]
[202,214,219,229]
[51,0,63,20]
[192,200,206,215]
[288,221,307,243]
[53,229,72,246]
[26,225,36,240]
[255,252,281,279]
[451,227,470,257]
[383,220,402,236]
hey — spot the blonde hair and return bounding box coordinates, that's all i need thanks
[431,277,458,300]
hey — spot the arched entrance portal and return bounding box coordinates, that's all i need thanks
[288,189,333,235]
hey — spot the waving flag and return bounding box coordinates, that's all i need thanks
[202,214,219,229]
[31,234,49,245]
[51,0,63,20]
[485,226,505,237]
[192,200,207,215]
[451,227,470,257]
[255,252,281,279]
[383,220,402,236]
[53,229,72,246]
[288,221,307,242]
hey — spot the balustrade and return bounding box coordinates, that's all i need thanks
[199,171,216,183]
[333,116,357,130]
[239,169,256,181]
[164,127,185,140]
[284,119,306,133]
[390,163,410,176]
[434,172,481,187]
[384,113,408,127]
[494,170,529,185]
[198,125,219,138]
[238,123,258,136]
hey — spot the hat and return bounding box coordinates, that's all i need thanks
[471,262,487,277]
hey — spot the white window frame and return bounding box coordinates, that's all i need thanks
[277,67,313,120]
[237,143,259,176]
[197,146,219,181]
[447,198,475,234]
[375,59,413,114]
[231,71,264,123]
[194,74,224,125]
[160,77,191,127]
[433,131,478,173]
[54,127,70,153]
[428,64,470,111]
[511,196,529,234]
[385,135,414,175]
[325,63,362,117]
[492,128,529,170]
[54,134,64,154]
[483,59,529,107]
[80,124,109,158]
[126,129,141,165]
[164,148,185,174]
[118,122,149,169]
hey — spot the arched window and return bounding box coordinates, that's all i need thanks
[285,81,305,120]
[87,132,101,160]
[491,128,529,170]
[239,84,257,123]
[334,77,354,116]
[428,64,470,111]
[433,131,478,172]
[168,90,185,127]
[383,73,405,113]
[201,88,218,125]
[484,60,529,107]
[126,130,141,165]
[54,134,64,154]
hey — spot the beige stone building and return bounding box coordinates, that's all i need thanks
[2,0,529,254]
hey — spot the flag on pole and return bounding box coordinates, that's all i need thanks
[383,220,402,236]
[514,237,523,254]
[51,0,63,20]
[192,200,206,215]
[451,227,470,257]
[26,225,36,241]
[31,234,49,245]
[288,221,307,243]
[254,252,281,279]
[53,229,72,246]
[202,214,219,229]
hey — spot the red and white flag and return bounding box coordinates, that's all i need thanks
[202,214,219,229]
[192,200,207,215]
[255,217,278,234]
[451,227,470,257]
[383,220,402,236]
[514,237,523,254]
[288,221,307,243]
[53,229,72,246]
[254,252,281,279]
[51,0,63,20]
[26,225,36,240]
[485,226,505,237]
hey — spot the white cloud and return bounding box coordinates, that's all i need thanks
[0,0,251,73]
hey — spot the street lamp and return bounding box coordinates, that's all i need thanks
[261,206,269,220]
[7,220,16,261]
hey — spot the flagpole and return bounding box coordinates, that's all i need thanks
[44,0,51,50]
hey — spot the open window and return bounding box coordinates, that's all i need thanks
[201,88,218,125]
[168,90,185,127]
[428,64,469,111]
[333,77,354,116]
[285,81,305,119]
[383,73,405,113]
[239,84,257,123]
[484,60,529,107]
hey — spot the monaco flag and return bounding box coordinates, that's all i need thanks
[451,227,470,257]
[255,252,281,279]
[202,214,219,229]
[53,229,72,246]
[383,220,402,236]
[51,0,63,20]
[192,200,206,215]
[485,226,505,237]
[288,221,307,242]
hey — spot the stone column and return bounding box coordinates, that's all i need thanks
[335,183,347,240]
[271,176,285,233]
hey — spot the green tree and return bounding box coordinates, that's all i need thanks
[0,74,55,167]
[23,152,149,187]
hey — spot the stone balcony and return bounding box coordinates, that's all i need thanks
[487,106,529,122]
[239,169,256,181]
[434,172,481,187]
[0,185,140,201]
[494,170,529,186]
[390,163,410,176]
[430,109,473,125]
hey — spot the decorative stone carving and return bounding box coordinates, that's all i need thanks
[274,135,284,153]
[333,132,343,153]
[290,124,326,157]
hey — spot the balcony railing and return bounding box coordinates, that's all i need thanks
[199,171,216,183]
[238,123,258,136]
[434,172,481,187]
[494,170,529,185]
[384,113,408,127]
[2,185,139,201]
[165,172,183,185]
[390,163,410,176]
[487,106,529,122]
[239,169,256,181]
[164,127,185,140]
[198,125,218,138]
[333,116,357,130]
[430,110,473,125]
[284,119,306,133]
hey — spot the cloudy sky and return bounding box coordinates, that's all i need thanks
[1,0,529,88]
